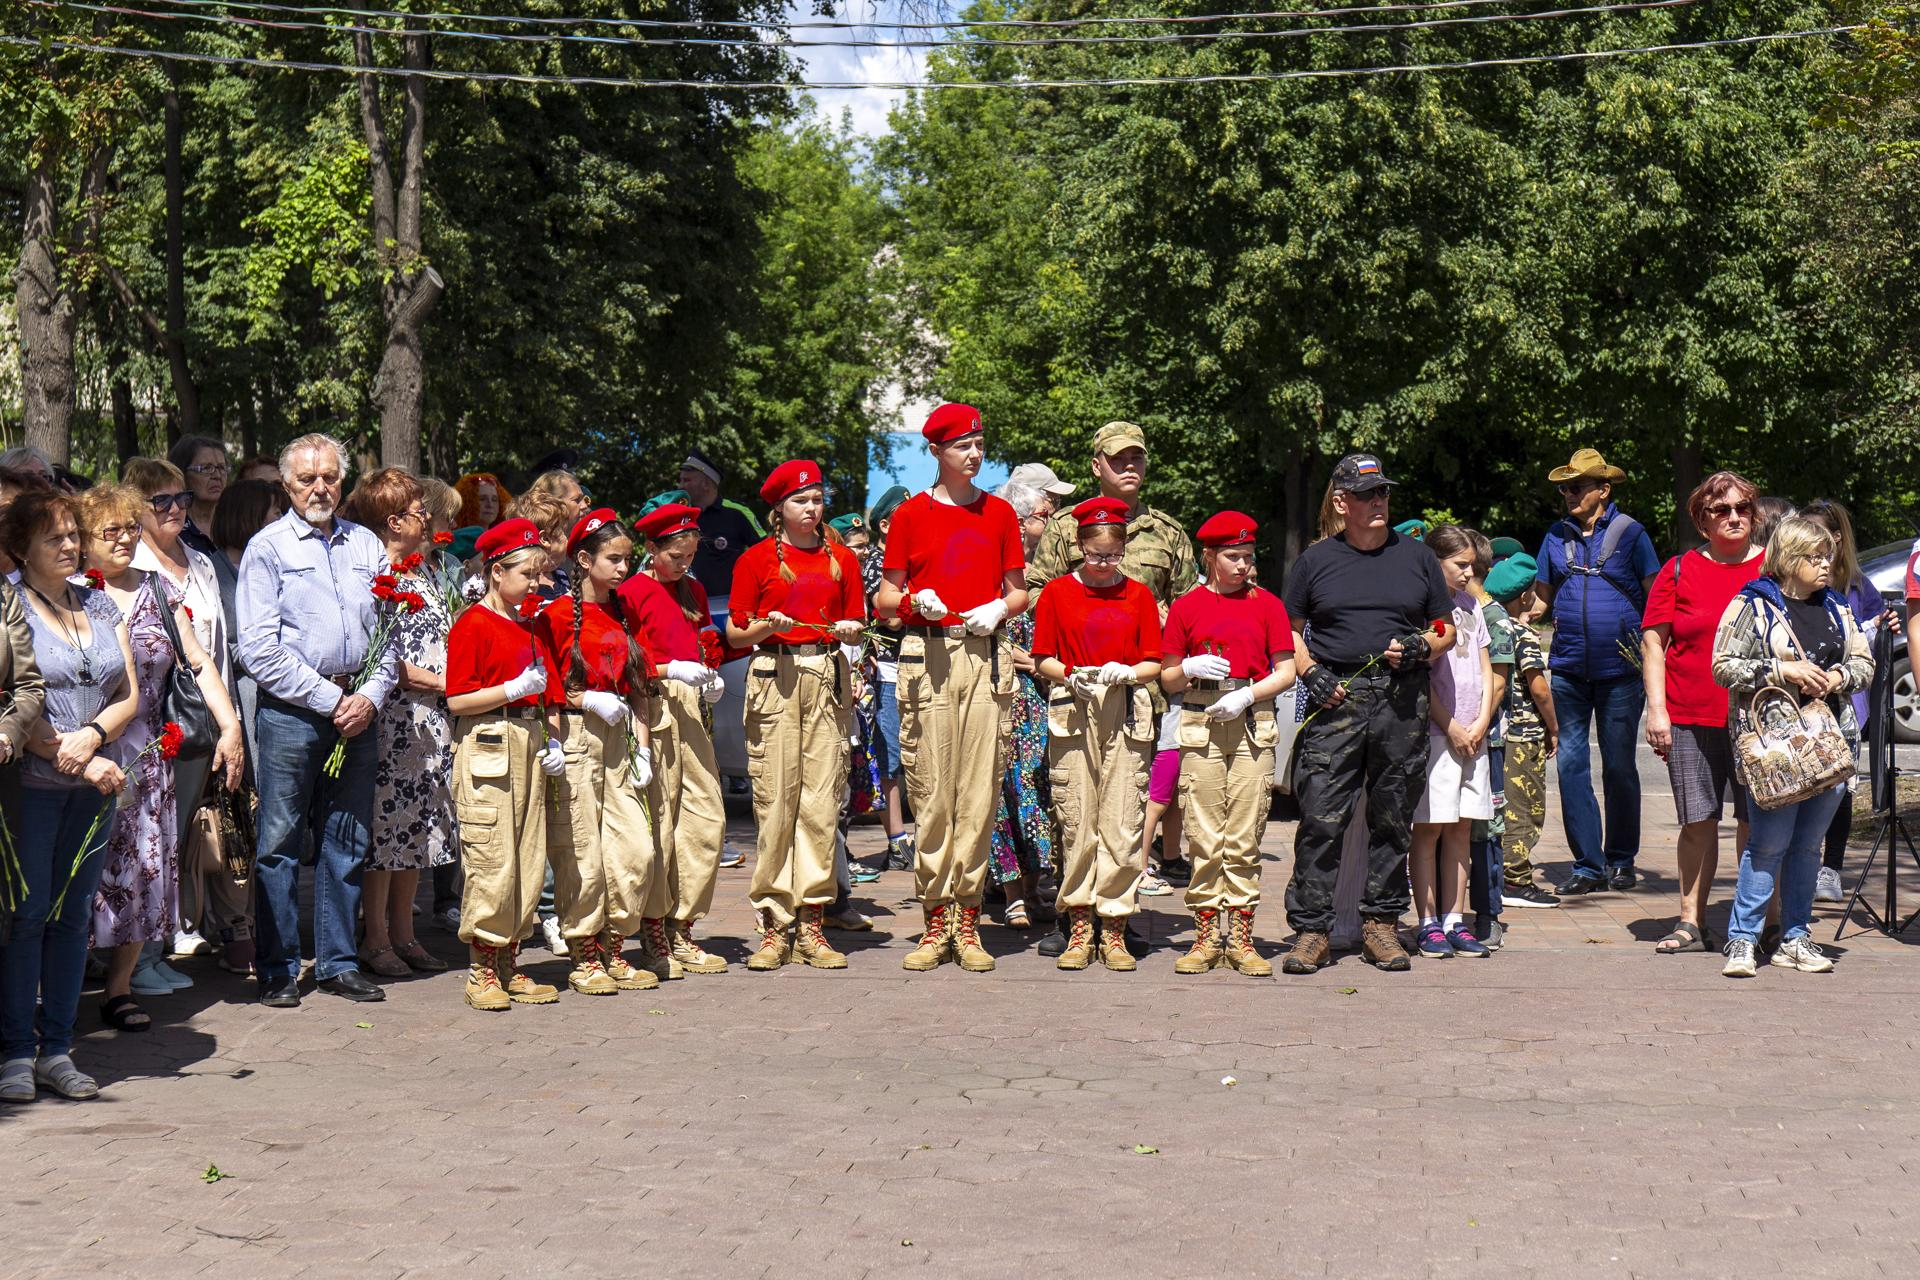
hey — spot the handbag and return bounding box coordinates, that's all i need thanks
[1729,605,1854,810]
[155,584,217,760]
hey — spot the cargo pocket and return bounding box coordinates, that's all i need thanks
[1176,707,1212,752]
[1122,686,1155,743]
[1047,688,1081,739]
[465,728,511,780]
[744,655,780,719]
[456,802,505,876]
[992,639,1018,697]
[1248,704,1279,751]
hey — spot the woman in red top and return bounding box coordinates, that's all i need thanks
[1031,498,1162,972]
[617,504,729,976]
[1640,471,1764,954]
[726,460,866,971]
[534,509,659,996]
[1160,512,1297,977]
[444,518,564,1011]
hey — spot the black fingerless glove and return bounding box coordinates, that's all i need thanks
[1394,632,1431,663]
[1301,663,1342,707]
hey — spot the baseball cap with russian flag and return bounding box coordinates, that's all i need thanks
[1331,453,1394,494]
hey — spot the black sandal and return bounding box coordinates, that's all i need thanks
[1654,922,1711,954]
[100,994,151,1032]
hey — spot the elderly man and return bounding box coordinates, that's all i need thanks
[1532,448,1660,897]
[1280,453,1456,974]
[237,433,398,1007]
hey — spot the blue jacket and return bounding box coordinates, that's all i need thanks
[1534,503,1661,682]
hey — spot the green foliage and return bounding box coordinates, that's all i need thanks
[241,122,372,324]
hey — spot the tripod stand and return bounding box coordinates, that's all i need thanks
[1835,769,1920,940]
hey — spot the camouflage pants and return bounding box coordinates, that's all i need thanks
[1502,737,1548,886]
[1284,671,1428,934]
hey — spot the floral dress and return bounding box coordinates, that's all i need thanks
[92,575,180,947]
[370,572,455,870]
[990,609,1054,882]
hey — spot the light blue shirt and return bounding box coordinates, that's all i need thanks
[236,508,398,715]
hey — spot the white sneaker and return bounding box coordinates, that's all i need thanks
[1770,935,1835,973]
[171,929,213,957]
[1721,939,1758,978]
[1813,866,1844,903]
[719,844,746,869]
[825,906,873,932]
[540,916,567,954]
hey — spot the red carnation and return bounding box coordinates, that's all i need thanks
[182,604,193,621]
[396,553,425,574]
[1431,619,1449,639]
[157,722,184,760]
[698,627,724,670]
[84,569,105,590]
[432,531,454,546]
[374,573,399,590]
[401,591,426,613]
[519,594,542,619]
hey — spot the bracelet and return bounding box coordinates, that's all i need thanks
[85,721,107,746]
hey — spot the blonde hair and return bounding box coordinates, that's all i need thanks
[488,545,547,585]
[420,477,463,527]
[1762,516,1836,584]
[506,492,572,543]
[78,482,146,546]
[770,506,845,583]
[121,456,186,497]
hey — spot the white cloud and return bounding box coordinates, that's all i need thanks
[784,0,928,137]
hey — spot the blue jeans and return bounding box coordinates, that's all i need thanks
[872,679,902,779]
[1469,744,1505,920]
[253,699,378,984]
[1550,674,1645,878]
[1727,785,1845,945]
[2,785,113,1059]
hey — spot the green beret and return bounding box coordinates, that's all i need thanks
[1490,536,1527,561]
[867,484,910,526]
[449,525,484,563]
[828,514,865,537]
[1485,554,1539,603]
[1393,519,1428,540]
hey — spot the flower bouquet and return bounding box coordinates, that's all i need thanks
[322,569,425,777]
[50,721,183,919]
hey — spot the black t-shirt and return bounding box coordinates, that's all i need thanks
[1781,594,1844,669]
[1282,530,1455,666]
[692,502,761,600]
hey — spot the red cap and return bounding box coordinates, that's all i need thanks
[634,504,701,541]
[921,402,984,445]
[566,507,620,557]
[759,459,823,507]
[476,518,542,562]
[1073,497,1130,529]
[1196,511,1258,548]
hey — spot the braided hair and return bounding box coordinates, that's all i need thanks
[567,521,650,703]
[646,529,705,625]
[769,504,844,584]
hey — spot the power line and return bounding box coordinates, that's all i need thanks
[36,0,1705,51]
[0,25,1856,89]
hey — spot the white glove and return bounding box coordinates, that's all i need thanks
[628,744,653,789]
[1206,687,1256,722]
[1182,652,1232,682]
[461,574,485,602]
[1068,668,1099,699]
[579,690,627,726]
[502,661,548,702]
[537,737,567,777]
[960,598,1008,636]
[700,671,725,704]
[840,642,864,667]
[1096,661,1136,686]
[665,660,710,687]
[910,589,949,621]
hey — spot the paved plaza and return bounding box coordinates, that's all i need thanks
[7,742,1920,1278]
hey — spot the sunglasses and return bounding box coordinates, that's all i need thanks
[149,491,194,513]
[1705,501,1754,519]
[1556,480,1601,496]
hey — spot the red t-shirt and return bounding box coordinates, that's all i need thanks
[1905,539,1920,602]
[881,491,1024,628]
[446,603,559,709]
[729,538,865,644]
[1162,585,1294,680]
[1032,574,1161,670]
[617,571,710,666]
[533,595,652,697]
[1641,548,1765,727]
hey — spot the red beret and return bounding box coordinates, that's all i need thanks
[476,517,542,562]
[759,459,823,507]
[633,503,701,541]
[1196,511,1258,548]
[566,507,620,557]
[1073,497,1131,529]
[922,402,984,445]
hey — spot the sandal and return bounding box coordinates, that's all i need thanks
[1002,898,1032,929]
[1138,871,1174,897]
[34,1054,99,1100]
[99,994,151,1033]
[392,939,449,973]
[1654,922,1711,954]
[357,945,412,979]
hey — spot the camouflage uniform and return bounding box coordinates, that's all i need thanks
[1500,619,1549,887]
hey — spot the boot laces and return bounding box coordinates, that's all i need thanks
[918,904,949,947]
[471,944,502,989]
[1188,909,1218,951]
[1068,912,1094,949]
[642,918,672,955]
[954,905,982,948]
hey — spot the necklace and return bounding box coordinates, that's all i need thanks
[24,579,95,686]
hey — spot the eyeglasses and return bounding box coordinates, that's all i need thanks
[1556,481,1600,496]
[149,491,194,513]
[1706,501,1754,519]
[185,463,226,477]
[94,524,139,543]
[1083,552,1125,566]
[1806,553,1833,565]
[400,506,428,523]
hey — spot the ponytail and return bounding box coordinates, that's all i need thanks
[770,507,842,583]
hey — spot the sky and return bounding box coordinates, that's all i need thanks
[783,0,930,138]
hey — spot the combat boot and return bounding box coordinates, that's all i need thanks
[794,904,848,969]
[1098,915,1137,972]
[503,942,560,1004]
[1360,917,1412,972]
[746,910,792,971]
[566,937,619,996]
[1174,908,1225,974]
[600,930,660,990]
[902,903,952,971]
[670,919,729,974]
[1222,907,1273,977]
[1281,930,1332,975]
[1056,907,1096,971]
[464,943,510,1012]
[637,917,681,980]
[952,904,996,972]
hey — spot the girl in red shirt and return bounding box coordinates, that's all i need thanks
[1031,498,1162,972]
[618,504,729,976]
[444,518,564,1011]
[534,509,659,996]
[727,460,866,971]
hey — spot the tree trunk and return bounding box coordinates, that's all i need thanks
[1281,448,1307,582]
[111,377,138,463]
[162,68,200,433]
[238,383,259,459]
[1671,439,1703,551]
[17,158,79,465]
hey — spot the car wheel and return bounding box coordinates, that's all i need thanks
[1893,655,1920,744]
